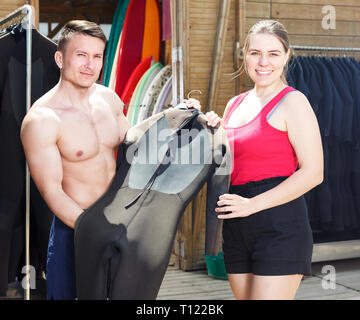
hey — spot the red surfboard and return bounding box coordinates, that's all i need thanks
[114,0,146,98]
[121,55,153,115]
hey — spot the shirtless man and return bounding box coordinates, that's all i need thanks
[21,20,128,299]
[21,20,208,299]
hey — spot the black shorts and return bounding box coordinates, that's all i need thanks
[222,176,313,276]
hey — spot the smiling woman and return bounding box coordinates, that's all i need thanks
[214,20,324,300]
[241,20,291,87]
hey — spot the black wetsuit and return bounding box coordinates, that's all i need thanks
[74,107,231,300]
[0,26,58,295]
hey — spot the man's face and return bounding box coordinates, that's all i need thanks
[57,33,105,88]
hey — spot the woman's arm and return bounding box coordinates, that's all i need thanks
[216,91,324,219]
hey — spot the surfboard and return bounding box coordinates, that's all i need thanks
[114,0,146,98]
[126,72,143,122]
[134,64,162,125]
[101,0,130,87]
[131,62,162,126]
[137,65,171,123]
[158,87,173,112]
[159,83,173,112]
[141,0,161,62]
[108,31,122,91]
[152,75,172,116]
[121,56,153,115]
[132,63,162,125]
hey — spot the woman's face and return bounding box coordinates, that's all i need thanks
[245,33,289,87]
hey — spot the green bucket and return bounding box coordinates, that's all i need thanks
[203,252,228,280]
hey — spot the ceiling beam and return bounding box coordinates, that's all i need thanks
[39,0,117,24]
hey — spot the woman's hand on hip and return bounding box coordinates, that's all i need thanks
[215,193,258,219]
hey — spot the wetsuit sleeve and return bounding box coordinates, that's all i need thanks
[205,126,231,256]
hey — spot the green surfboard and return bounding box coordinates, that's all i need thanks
[102,0,130,87]
[131,62,162,126]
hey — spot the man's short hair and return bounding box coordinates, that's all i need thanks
[57,20,107,52]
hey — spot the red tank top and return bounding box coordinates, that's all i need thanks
[224,86,298,185]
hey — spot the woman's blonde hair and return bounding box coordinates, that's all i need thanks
[238,20,292,84]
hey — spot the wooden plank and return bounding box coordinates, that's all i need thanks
[0,0,27,19]
[206,0,232,113]
[158,259,360,300]
[246,1,270,18]
[312,240,360,263]
[246,17,360,36]
[271,0,360,6]
[189,1,219,9]
[289,34,360,47]
[234,0,243,93]
[189,2,269,19]
[47,19,68,39]
[272,3,360,21]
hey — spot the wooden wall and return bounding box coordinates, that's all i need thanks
[0,0,39,28]
[0,0,28,18]
[175,0,360,271]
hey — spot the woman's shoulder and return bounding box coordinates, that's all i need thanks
[223,91,250,118]
[285,88,311,107]
[283,87,315,119]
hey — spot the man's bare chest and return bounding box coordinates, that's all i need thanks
[55,105,119,161]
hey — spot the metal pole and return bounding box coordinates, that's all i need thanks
[170,0,184,105]
[24,4,33,301]
[0,3,33,301]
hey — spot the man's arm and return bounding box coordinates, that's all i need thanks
[21,108,84,229]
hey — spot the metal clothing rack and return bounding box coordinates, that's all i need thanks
[291,44,360,52]
[0,4,34,300]
[291,43,360,263]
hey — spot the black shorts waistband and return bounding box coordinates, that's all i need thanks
[230,176,289,196]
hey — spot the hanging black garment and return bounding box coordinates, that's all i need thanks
[345,58,360,224]
[74,108,231,300]
[287,57,311,100]
[288,56,360,238]
[296,57,321,226]
[0,25,59,296]
[345,58,360,147]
